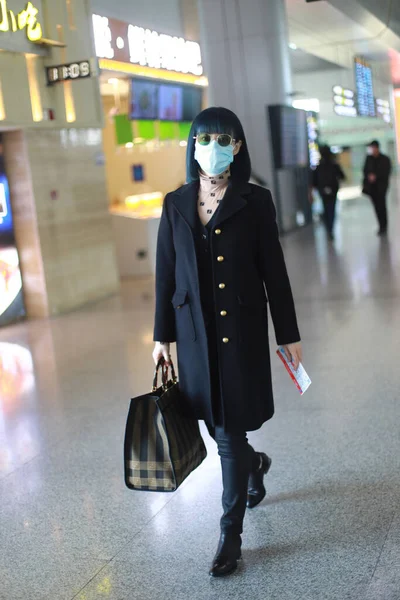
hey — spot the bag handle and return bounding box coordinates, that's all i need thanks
[152,358,177,392]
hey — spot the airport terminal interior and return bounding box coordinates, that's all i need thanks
[1,0,400,599]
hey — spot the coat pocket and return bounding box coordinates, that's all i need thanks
[172,289,196,341]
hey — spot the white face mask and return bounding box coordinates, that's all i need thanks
[367,147,374,156]
[194,140,234,177]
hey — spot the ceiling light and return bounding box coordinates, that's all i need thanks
[289,43,297,50]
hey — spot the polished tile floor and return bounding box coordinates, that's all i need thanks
[1,192,400,600]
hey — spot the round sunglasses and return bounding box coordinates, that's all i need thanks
[194,133,236,148]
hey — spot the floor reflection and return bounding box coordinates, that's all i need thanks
[0,342,38,473]
[0,342,35,405]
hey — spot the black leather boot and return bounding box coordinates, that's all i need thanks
[247,452,272,509]
[209,532,242,577]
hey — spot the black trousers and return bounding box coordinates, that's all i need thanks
[206,424,261,535]
[370,191,388,232]
[321,193,337,235]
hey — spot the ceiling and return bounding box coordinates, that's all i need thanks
[289,48,342,74]
[285,0,400,85]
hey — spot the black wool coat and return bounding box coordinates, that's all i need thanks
[153,181,300,432]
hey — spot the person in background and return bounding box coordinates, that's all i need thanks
[153,107,302,578]
[362,140,392,236]
[313,145,345,240]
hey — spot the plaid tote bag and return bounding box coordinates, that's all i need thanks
[124,359,207,492]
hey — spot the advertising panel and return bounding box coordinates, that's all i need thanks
[0,134,25,327]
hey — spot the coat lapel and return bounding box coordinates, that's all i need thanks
[213,181,251,227]
[171,182,199,230]
[171,180,251,230]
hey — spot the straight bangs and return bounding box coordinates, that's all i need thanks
[194,109,237,138]
[186,107,252,184]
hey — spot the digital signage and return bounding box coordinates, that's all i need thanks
[307,112,320,169]
[129,78,202,122]
[355,57,375,117]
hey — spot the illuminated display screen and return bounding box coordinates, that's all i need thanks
[129,78,202,122]
[0,135,26,327]
[307,112,321,169]
[355,57,376,117]
[158,85,183,121]
[130,80,159,120]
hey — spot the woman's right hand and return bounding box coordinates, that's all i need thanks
[153,342,171,366]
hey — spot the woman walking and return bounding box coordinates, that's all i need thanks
[153,107,301,577]
[313,145,345,240]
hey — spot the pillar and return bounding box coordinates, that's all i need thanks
[197,0,293,192]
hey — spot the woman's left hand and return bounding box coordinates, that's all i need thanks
[283,342,303,371]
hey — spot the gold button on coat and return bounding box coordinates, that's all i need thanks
[219,283,226,289]
[217,256,225,262]
[222,338,229,344]
[215,229,222,235]
[220,310,227,317]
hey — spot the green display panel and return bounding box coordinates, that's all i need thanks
[114,115,133,145]
[179,122,192,141]
[159,121,177,140]
[136,120,156,140]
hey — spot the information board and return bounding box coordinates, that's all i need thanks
[355,57,375,117]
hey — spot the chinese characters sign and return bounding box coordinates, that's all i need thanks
[0,0,42,42]
[92,14,203,77]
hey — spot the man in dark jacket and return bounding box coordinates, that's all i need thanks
[313,145,345,240]
[363,140,392,236]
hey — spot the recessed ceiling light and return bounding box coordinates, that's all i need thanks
[289,43,298,50]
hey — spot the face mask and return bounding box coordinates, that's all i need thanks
[194,140,234,176]
[367,147,373,156]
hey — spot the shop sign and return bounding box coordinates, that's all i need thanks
[333,85,357,117]
[0,0,42,42]
[46,60,91,85]
[92,14,203,76]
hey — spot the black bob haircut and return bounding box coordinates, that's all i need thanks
[186,107,252,183]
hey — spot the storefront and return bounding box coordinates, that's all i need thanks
[0,0,119,325]
[92,12,207,276]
